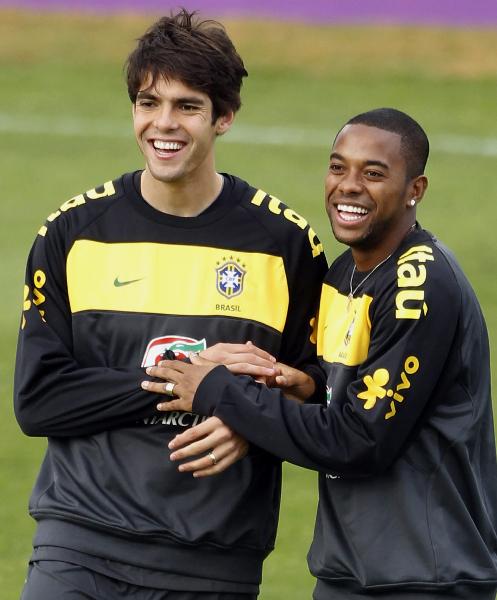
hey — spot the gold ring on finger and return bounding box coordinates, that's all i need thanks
[164,381,176,397]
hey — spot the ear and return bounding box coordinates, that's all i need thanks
[407,175,428,208]
[215,111,235,136]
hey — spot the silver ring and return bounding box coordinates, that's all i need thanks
[208,451,217,465]
[164,381,176,397]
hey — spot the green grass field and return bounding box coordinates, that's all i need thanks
[1,10,497,599]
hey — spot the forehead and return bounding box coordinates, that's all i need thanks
[333,124,403,167]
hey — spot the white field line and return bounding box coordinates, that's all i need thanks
[1,112,497,157]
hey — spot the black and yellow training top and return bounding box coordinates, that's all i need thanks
[195,224,497,594]
[14,171,327,592]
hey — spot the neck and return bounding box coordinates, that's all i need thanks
[352,221,416,271]
[140,169,224,217]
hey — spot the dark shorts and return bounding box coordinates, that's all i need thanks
[20,561,258,600]
[313,579,497,600]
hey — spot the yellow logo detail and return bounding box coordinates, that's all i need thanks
[398,245,434,264]
[250,190,324,258]
[22,269,47,329]
[357,368,389,409]
[38,181,116,237]
[22,285,31,329]
[357,356,420,419]
[309,315,318,345]
[23,285,31,312]
[395,245,433,320]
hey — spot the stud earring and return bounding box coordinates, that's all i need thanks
[410,198,416,207]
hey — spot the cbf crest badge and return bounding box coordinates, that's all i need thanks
[216,257,246,299]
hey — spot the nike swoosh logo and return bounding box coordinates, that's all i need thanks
[113,277,144,287]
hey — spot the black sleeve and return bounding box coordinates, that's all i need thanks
[193,257,461,477]
[14,225,159,438]
[276,219,328,404]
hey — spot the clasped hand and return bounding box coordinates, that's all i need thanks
[140,341,314,477]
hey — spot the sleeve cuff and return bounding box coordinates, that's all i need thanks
[192,364,233,416]
[302,363,327,405]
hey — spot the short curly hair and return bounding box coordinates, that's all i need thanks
[342,108,429,180]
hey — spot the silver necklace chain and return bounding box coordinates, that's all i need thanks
[348,222,416,307]
[348,253,392,306]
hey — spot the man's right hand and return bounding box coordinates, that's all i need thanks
[267,362,315,403]
[202,341,315,403]
[200,341,277,380]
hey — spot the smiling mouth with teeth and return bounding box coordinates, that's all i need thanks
[337,203,369,222]
[152,140,185,153]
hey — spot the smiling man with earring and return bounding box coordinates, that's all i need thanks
[146,108,497,600]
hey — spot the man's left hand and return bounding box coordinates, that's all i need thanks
[168,416,248,478]
[141,354,216,413]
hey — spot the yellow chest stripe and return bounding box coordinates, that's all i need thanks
[66,240,289,332]
[317,284,372,366]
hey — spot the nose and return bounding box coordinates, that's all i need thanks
[154,105,178,131]
[337,169,363,195]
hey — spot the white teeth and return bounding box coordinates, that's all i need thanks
[337,204,368,215]
[153,140,184,151]
[341,212,362,221]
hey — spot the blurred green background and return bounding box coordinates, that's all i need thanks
[1,9,496,599]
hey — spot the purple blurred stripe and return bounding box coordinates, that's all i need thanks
[2,0,497,25]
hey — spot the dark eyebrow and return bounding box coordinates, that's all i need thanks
[135,91,206,106]
[175,96,207,106]
[364,160,390,171]
[136,91,158,100]
[329,151,390,171]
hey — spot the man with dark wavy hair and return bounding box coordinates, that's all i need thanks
[15,10,326,599]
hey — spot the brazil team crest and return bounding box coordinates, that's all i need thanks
[216,258,246,299]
